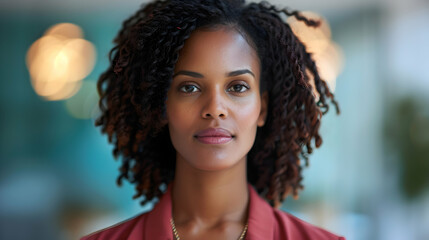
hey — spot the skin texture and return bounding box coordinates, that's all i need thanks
[165,27,268,239]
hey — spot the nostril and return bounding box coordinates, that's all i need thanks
[202,112,226,118]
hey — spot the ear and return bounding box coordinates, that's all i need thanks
[257,91,268,127]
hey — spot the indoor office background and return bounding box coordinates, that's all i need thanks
[1,0,428,239]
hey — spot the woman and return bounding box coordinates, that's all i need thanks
[82,0,344,239]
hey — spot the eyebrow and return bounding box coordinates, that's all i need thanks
[173,69,255,78]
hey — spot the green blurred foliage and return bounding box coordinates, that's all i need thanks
[385,97,429,200]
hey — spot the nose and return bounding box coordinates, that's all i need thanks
[201,88,228,119]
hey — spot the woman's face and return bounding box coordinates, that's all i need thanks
[166,27,268,172]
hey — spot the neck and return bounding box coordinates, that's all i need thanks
[171,154,249,227]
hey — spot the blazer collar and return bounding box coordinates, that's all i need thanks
[246,184,275,239]
[145,183,174,240]
[144,183,275,240]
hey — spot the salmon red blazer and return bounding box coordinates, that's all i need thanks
[81,183,346,240]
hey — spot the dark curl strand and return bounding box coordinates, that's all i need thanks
[95,0,340,208]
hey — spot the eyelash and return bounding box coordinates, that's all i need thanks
[227,83,249,93]
[178,82,250,94]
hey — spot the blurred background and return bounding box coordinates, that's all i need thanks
[1,0,428,239]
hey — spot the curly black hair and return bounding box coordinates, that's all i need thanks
[95,0,340,208]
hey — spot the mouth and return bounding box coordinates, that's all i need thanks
[194,128,234,144]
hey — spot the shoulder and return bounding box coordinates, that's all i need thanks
[80,212,148,240]
[272,208,346,240]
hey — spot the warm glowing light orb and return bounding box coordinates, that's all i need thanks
[45,22,84,39]
[287,11,331,54]
[287,11,344,98]
[26,23,96,101]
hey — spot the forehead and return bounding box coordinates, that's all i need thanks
[174,27,260,77]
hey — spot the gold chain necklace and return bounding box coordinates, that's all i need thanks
[170,218,248,240]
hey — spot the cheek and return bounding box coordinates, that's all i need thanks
[166,100,197,144]
[167,103,181,125]
[233,98,261,132]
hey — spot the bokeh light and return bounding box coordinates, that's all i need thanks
[26,23,96,101]
[312,42,344,92]
[287,11,332,54]
[287,11,344,98]
[44,22,84,39]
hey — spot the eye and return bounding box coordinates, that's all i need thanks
[227,83,249,93]
[179,84,200,93]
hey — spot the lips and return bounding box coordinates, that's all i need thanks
[194,128,234,144]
